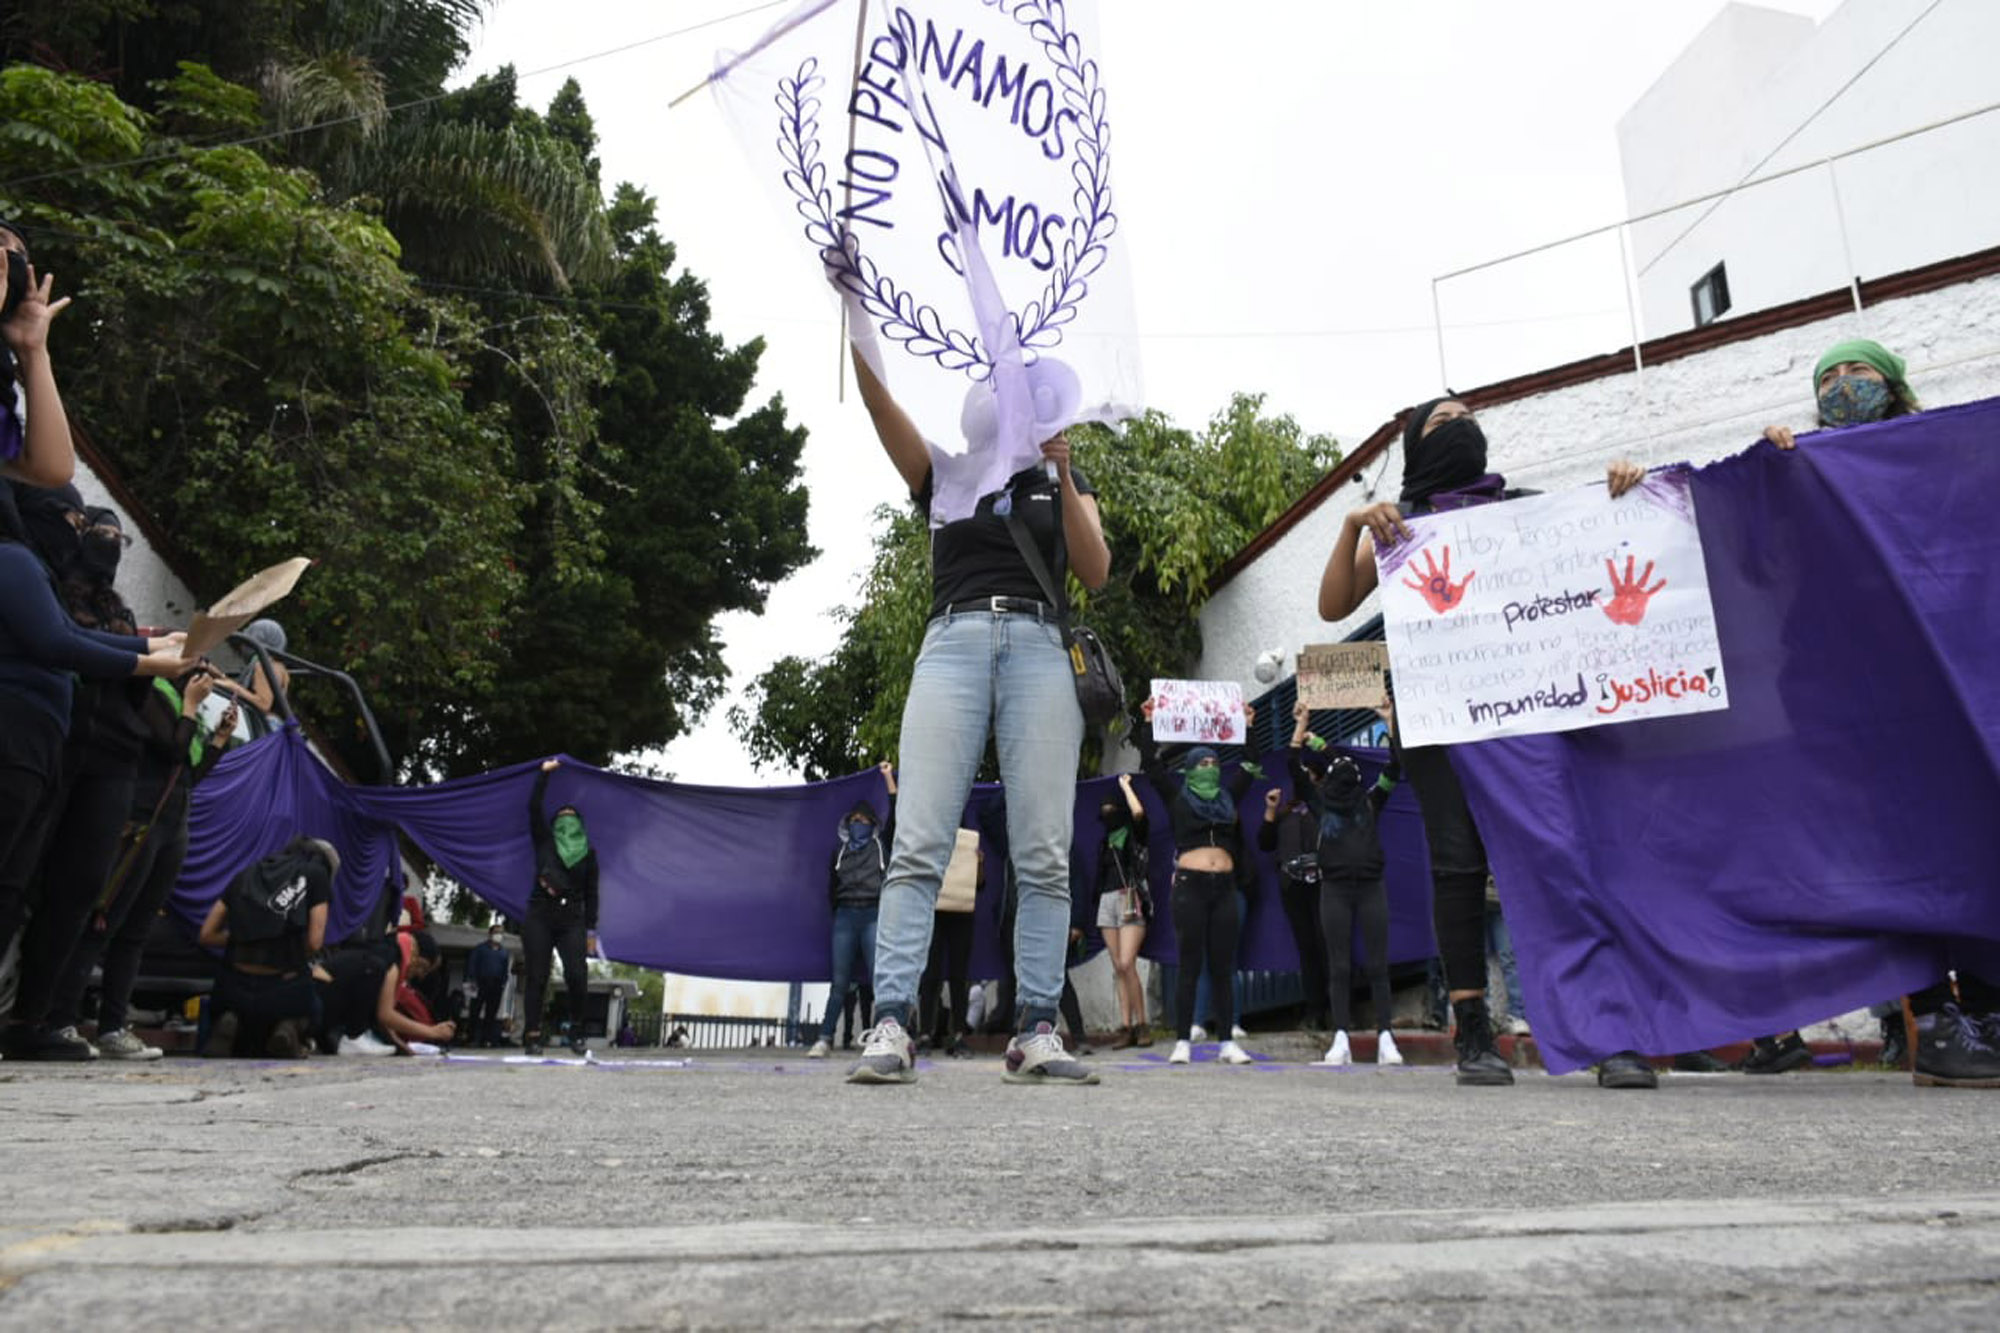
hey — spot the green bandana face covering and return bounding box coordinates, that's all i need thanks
[1184,766,1222,801]
[1107,826,1130,851]
[552,812,589,868]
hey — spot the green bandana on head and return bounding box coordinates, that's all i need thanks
[1813,339,1917,411]
[1184,766,1222,801]
[553,812,589,868]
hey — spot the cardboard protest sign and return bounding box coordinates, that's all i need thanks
[709,0,1142,524]
[1377,468,1727,746]
[183,557,312,659]
[1297,641,1389,710]
[1149,679,1247,745]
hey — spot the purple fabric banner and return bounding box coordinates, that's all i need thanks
[1450,396,2000,1073]
[177,734,1439,986]
[177,724,402,943]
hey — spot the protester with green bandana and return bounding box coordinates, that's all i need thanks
[1762,337,1920,450]
[1133,698,1262,1067]
[525,757,599,1056]
[1094,771,1152,1049]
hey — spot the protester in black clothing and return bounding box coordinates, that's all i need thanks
[524,758,598,1056]
[43,669,236,1060]
[1096,772,1152,1048]
[0,485,190,1054]
[918,818,980,1053]
[5,494,157,1061]
[1317,395,1647,1087]
[809,762,897,1059]
[465,923,512,1047]
[1266,701,1404,1068]
[1134,698,1261,1066]
[1257,763,1329,1036]
[197,838,334,1058]
[317,928,454,1056]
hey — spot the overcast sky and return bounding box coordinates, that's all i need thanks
[457,0,1842,786]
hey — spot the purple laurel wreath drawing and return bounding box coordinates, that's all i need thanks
[774,0,1116,378]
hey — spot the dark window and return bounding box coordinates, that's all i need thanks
[1690,262,1731,327]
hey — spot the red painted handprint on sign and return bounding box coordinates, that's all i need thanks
[1402,545,1475,615]
[1600,555,1667,626]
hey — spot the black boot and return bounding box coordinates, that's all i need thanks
[1452,996,1514,1086]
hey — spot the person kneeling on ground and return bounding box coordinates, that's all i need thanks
[316,928,454,1056]
[196,837,333,1058]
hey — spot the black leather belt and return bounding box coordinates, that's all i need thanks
[940,595,1055,620]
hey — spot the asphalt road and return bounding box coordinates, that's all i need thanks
[2,1042,1995,1329]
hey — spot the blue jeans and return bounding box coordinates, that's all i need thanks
[872,610,1082,1032]
[1193,890,1248,1028]
[820,903,879,1042]
[1484,903,1524,1020]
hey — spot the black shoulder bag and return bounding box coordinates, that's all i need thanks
[1001,481,1127,729]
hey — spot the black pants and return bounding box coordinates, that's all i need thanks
[473,981,505,1045]
[1396,740,1489,993]
[0,707,66,963]
[314,945,391,1050]
[1322,876,1392,1033]
[1279,873,1330,1025]
[1171,867,1240,1041]
[49,799,189,1034]
[1059,972,1086,1042]
[12,756,135,1031]
[919,910,975,1043]
[522,902,587,1037]
[211,966,316,1054]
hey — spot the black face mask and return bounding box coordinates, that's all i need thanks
[1400,416,1490,506]
[79,531,122,584]
[11,487,82,576]
[1,250,25,323]
[1320,762,1364,809]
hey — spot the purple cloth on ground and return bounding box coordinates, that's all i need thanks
[1449,396,2000,1073]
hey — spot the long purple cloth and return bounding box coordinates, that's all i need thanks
[179,734,1439,982]
[1450,396,2000,1072]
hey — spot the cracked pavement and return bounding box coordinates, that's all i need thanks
[2,1045,1997,1328]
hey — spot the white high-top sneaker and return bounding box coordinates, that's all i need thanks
[1377,1030,1404,1066]
[1218,1040,1252,1065]
[1321,1030,1352,1066]
[1168,1039,1192,1064]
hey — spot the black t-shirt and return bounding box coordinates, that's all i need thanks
[918,463,1096,620]
[227,860,332,972]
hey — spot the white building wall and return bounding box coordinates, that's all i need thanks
[1197,273,2000,688]
[1618,0,2000,335]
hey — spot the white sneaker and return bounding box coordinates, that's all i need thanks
[1230,1025,1249,1042]
[806,1039,830,1059]
[1322,1030,1352,1066]
[845,1018,916,1084]
[1168,1040,1192,1064]
[94,1028,163,1061]
[1503,1015,1531,1036]
[1376,1030,1404,1066]
[1189,1025,1209,1043]
[338,1032,396,1058]
[1218,1040,1252,1065]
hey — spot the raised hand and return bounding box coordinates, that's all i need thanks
[1264,789,1282,813]
[0,262,72,354]
[540,758,560,773]
[1402,545,1475,614]
[1600,555,1666,626]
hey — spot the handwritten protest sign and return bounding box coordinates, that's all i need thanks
[1297,642,1389,710]
[1376,468,1727,746]
[1149,679,1247,745]
[709,1,1142,524]
[183,557,312,659]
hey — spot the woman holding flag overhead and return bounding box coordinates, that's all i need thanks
[523,757,599,1057]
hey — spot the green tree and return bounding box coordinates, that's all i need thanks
[734,395,1340,780]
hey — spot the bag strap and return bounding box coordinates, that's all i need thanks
[1000,474,1070,621]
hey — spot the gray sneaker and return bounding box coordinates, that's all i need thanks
[1003,1022,1099,1085]
[845,1018,916,1085]
[95,1028,163,1061]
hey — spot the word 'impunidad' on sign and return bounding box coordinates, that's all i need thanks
[1296,641,1389,710]
[1149,679,1247,746]
[1375,467,1729,746]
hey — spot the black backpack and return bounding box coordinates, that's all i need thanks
[225,850,318,946]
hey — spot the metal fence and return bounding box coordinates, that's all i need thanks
[659,1012,807,1050]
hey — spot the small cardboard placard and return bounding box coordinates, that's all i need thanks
[1296,641,1389,710]
[182,557,312,659]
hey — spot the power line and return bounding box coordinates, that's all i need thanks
[0,0,791,193]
